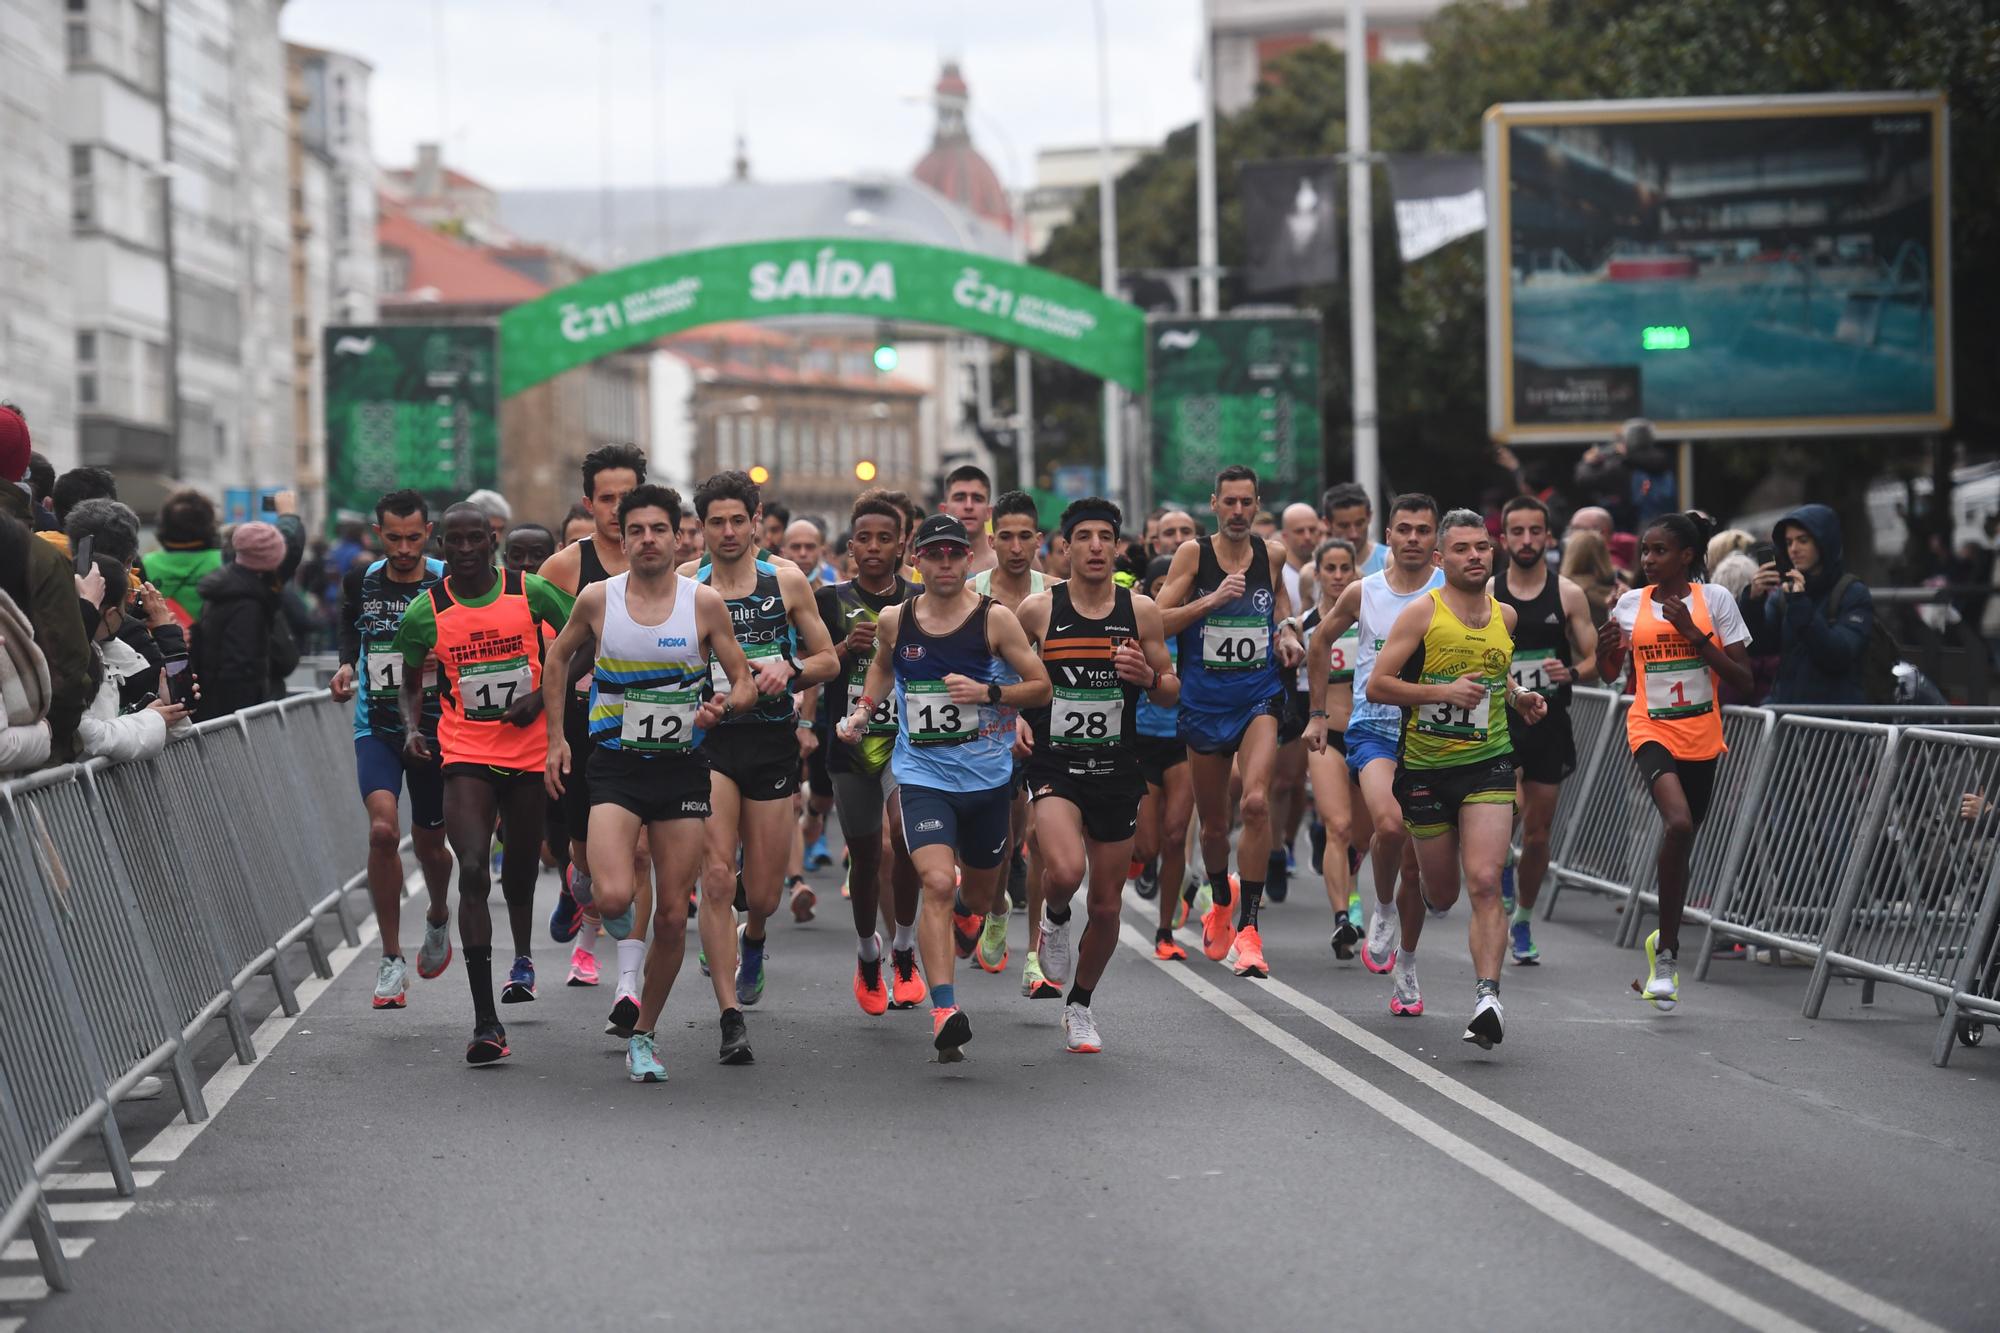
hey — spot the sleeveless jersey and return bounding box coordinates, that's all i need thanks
[1398,590,1514,771]
[352,556,444,740]
[1026,584,1141,783]
[426,569,548,770]
[971,569,1046,599]
[1177,537,1281,714]
[1626,584,1726,762]
[1350,567,1445,735]
[698,558,795,726]
[823,576,910,777]
[587,573,705,753]
[565,535,616,701]
[1300,603,1361,692]
[891,595,1010,792]
[1495,566,1572,711]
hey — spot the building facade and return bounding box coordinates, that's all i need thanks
[0,0,78,465]
[1207,0,1442,115]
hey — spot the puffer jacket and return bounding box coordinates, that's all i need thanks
[76,636,185,763]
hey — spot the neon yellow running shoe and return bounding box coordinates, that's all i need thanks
[977,912,1009,973]
[1020,951,1061,998]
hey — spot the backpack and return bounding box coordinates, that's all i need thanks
[1827,574,1899,705]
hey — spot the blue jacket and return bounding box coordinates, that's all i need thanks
[1738,503,1874,705]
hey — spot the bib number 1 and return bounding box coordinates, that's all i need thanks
[1646,658,1715,720]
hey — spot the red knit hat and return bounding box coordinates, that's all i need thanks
[0,405,28,484]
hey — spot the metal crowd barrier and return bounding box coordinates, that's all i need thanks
[0,692,365,1293]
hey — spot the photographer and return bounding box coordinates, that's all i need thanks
[75,553,190,762]
[1740,504,1875,706]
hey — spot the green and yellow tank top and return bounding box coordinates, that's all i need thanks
[1397,589,1513,771]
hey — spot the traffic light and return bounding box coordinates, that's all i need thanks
[872,341,899,373]
[854,460,877,482]
[748,465,771,485]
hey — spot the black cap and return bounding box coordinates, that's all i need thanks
[912,514,972,553]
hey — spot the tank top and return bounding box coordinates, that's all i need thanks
[1626,584,1726,762]
[1351,567,1445,735]
[1026,584,1141,783]
[1494,565,1572,711]
[587,573,705,753]
[698,558,795,726]
[567,535,616,700]
[1300,603,1361,693]
[352,557,444,740]
[970,569,1045,600]
[1398,589,1514,771]
[827,576,910,778]
[1177,537,1280,714]
[891,594,1010,792]
[428,569,546,769]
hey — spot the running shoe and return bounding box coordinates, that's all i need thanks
[549,874,584,943]
[889,947,927,1009]
[1509,920,1540,965]
[1230,924,1269,978]
[806,835,834,870]
[977,913,1010,973]
[1153,933,1188,962]
[1063,1003,1103,1054]
[567,944,600,987]
[1330,915,1362,961]
[1173,880,1200,931]
[371,955,408,1010]
[790,878,817,924]
[951,907,983,959]
[719,1009,754,1065]
[1200,903,1237,962]
[1642,930,1679,1011]
[605,992,641,1038]
[1390,962,1424,1017]
[1038,915,1073,985]
[416,915,452,979]
[932,1006,971,1062]
[1348,889,1362,920]
[602,901,636,940]
[626,1031,666,1083]
[1362,908,1399,975]
[1463,994,1504,1049]
[1135,865,1160,901]
[465,1020,509,1065]
[854,943,889,1016]
[735,927,767,1007]
[501,956,537,1004]
[1021,952,1062,998]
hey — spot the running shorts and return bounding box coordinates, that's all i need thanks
[354,733,445,830]
[441,762,543,792]
[1345,724,1399,779]
[1029,770,1143,843]
[587,745,711,823]
[1276,685,1310,745]
[830,767,900,840]
[1633,742,1718,827]
[1134,734,1187,787]
[704,721,800,801]
[1394,754,1517,840]
[1178,692,1282,757]
[1511,705,1576,786]
[899,783,1012,868]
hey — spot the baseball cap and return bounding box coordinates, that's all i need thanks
[912,514,971,553]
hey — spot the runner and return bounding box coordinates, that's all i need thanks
[392,503,572,1064]
[1153,465,1305,978]
[541,484,756,1079]
[1132,554,1193,959]
[1307,493,1443,977]
[1150,507,1197,558]
[1319,482,1391,576]
[1491,495,1599,963]
[1297,537,1366,957]
[835,515,1050,1061]
[686,470,839,1033]
[1268,501,1325,902]
[1015,499,1178,1052]
[1595,511,1753,1012]
[941,464,998,575]
[782,517,838,887]
[503,523,569,925]
[1366,509,1548,1049]
[537,444,648,1020]
[816,490,925,1014]
[328,489,454,1011]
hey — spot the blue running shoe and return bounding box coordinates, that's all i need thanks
[501,955,537,1003]
[1510,919,1540,965]
[735,927,766,1007]
[603,901,635,940]
[549,874,583,943]
[805,835,833,870]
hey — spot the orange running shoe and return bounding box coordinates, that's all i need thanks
[889,947,928,1009]
[932,1005,971,1062]
[791,881,817,923]
[853,941,889,1016]
[1201,903,1237,961]
[951,909,982,959]
[1231,924,1269,978]
[1153,935,1188,962]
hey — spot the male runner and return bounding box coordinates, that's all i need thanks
[760,502,790,553]
[1015,499,1178,1051]
[1154,465,1304,978]
[1132,555,1194,958]
[393,504,572,1063]
[1268,500,1325,901]
[1320,482,1391,576]
[542,484,755,1078]
[1367,509,1546,1049]
[684,471,839,1028]
[329,489,454,1010]
[941,464,998,575]
[1306,494,1444,976]
[836,515,1049,1061]
[782,518,838,881]
[1492,495,1598,963]
[1151,507,1197,558]
[675,511,704,564]
[538,444,648,1015]
[817,491,925,1013]
[504,524,556,574]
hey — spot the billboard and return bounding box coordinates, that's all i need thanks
[1484,93,1950,442]
[1148,314,1322,515]
[323,325,499,525]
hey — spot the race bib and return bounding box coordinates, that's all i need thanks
[903,679,976,747]
[848,662,895,736]
[1051,686,1123,748]
[1509,647,1562,697]
[460,657,531,721]
[619,687,699,752]
[1202,616,1269,671]
[1415,674,1492,740]
[1646,657,1715,720]
[365,642,437,695]
[1326,628,1359,684]
[710,641,786,700]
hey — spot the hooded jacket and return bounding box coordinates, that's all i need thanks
[1737,503,1874,705]
[2,483,91,762]
[191,563,299,720]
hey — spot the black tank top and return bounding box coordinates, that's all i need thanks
[1494,565,1572,709]
[702,560,796,726]
[566,535,618,697]
[1028,584,1141,784]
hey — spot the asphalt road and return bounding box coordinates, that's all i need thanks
[6,841,1996,1333]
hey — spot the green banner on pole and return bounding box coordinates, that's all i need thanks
[1147,314,1323,515]
[323,325,499,526]
[497,239,1147,396]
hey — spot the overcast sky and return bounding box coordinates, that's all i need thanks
[281,0,1202,191]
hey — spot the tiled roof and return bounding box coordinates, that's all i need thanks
[377,202,546,306]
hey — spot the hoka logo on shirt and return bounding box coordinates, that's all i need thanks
[658,636,688,648]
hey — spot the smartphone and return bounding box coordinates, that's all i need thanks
[259,493,278,513]
[124,691,158,715]
[1750,541,1776,566]
[165,660,198,709]
[73,534,94,576]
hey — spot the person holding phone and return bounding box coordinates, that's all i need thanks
[75,553,189,762]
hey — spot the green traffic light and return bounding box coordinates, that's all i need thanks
[873,344,899,373]
[1641,325,1691,351]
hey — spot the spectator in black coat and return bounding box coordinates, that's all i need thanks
[192,521,300,719]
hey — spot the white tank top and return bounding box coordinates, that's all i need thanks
[1349,566,1445,734]
[588,573,706,750]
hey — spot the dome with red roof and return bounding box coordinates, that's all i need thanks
[911,61,1013,233]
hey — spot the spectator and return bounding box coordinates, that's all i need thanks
[1709,550,1780,705]
[464,488,512,546]
[24,447,59,533]
[75,553,189,762]
[0,533,54,774]
[1560,527,1619,627]
[1566,505,1615,544]
[1607,531,1640,592]
[143,487,225,626]
[1706,528,1756,572]
[65,497,175,692]
[1741,504,1876,706]
[52,465,117,527]
[191,520,300,720]
[1,426,91,762]
[1573,417,1672,531]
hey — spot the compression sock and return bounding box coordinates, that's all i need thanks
[1046,904,1072,927]
[1067,983,1094,1008]
[857,932,882,962]
[465,945,496,1023]
[616,938,644,994]
[932,983,956,1011]
[892,922,916,952]
[1206,869,1234,907]
[1236,879,1264,930]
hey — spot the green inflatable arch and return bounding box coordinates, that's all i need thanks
[497,237,1147,397]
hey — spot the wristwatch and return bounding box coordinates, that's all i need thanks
[987,681,1003,705]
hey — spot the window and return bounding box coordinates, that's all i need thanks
[77,332,96,361]
[66,21,88,61]
[72,180,94,225]
[70,146,92,178]
[77,373,97,407]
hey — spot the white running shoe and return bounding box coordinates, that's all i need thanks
[1390,959,1423,1016]
[1039,915,1074,986]
[1363,908,1399,974]
[1062,1002,1102,1053]
[1463,994,1504,1049]
[372,954,408,1009]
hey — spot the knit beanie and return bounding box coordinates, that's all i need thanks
[232,521,286,573]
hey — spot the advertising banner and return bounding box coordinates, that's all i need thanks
[1148,314,1322,515]
[1240,158,1341,295]
[1484,92,1951,442]
[1386,153,1485,262]
[323,325,499,525]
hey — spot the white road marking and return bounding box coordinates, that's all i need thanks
[43,1171,159,1193]
[0,1279,47,1303]
[0,1315,22,1332]
[2,1238,91,1262]
[44,1202,130,1224]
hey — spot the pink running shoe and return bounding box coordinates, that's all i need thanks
[567,944,600,987]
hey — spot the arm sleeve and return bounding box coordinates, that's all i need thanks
[1782,579,1871,668]
[338,566,365,667]
[525,574,574,630]
[392,594,438,669]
